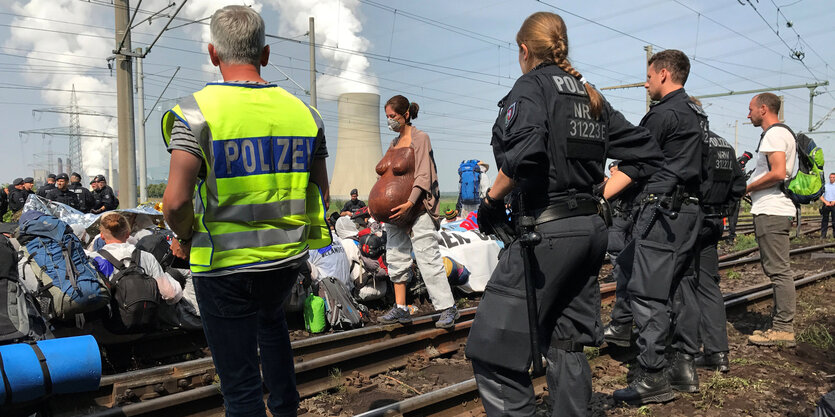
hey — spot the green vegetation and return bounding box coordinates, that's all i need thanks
[732,234,758,251]
[725,270,741,280]
[635,405,653,416]
[697,373,765,409]
[797,323,834,350]
[146,183,167,198]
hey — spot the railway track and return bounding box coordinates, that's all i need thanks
[599,240,835,304]
[23,239,835,416]
[46,308,477,417]
[353,268,835,417]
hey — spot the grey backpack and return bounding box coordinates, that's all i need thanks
[317,277,364,331]
[0,235,51,344]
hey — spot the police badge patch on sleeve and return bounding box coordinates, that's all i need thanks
[505,101,517,128]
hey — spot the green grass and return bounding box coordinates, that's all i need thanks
[725,270,742,280]
[732,234,758,251]
[635,405,653,416]
[797,324,834,350]
[697,373,765,409]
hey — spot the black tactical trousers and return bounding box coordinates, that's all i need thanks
[671,218,726,355]
[467,214,607,417]
[617,202,700,371]
[609,215,635,325]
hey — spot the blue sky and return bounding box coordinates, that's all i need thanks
[1,0,833,194]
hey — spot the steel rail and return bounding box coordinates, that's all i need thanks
[355,269,835,417]
[59,310,475,416]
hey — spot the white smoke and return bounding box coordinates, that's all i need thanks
[5,0,116,179]
[270,0,378,97]
[179,1,265,77]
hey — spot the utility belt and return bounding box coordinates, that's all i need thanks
[519,193,610,227]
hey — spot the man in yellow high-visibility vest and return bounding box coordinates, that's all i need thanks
[162,6,330,416]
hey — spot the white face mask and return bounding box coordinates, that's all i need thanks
[387,117,401,132]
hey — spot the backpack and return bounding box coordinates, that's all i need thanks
[284,263,312,313]
[17,211,109,321]
[784,130,825,204]
[317,276,363,331]
[98,249,160,333]
[135,231,174,270]
[358,230,386,259]
[0,235,51,345]
[699,131,739,215]
[458,160,482,205]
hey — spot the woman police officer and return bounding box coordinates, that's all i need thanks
[465,12,664,416]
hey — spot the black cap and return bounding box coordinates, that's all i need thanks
[70,172,81,178]
[23,177,34,184]
[47,174,56,180]
[90,178,96,185]
[94,175,106,182]
[350,188,358,195]
[12,178,23,186]
[56,173,69,181]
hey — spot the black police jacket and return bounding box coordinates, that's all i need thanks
[37,183,55,198]
[68,182,96,213]
[8,189,28,212]
[0,191,7,216]
[641,88,708,194]
[46,188,80,210]
[93,185,119,211]
[491,62,664,209]
[700,131,747,214]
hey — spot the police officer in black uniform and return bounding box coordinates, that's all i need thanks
[22,177,35,196]
[0,184,7,220]
[68,172,96,213]
[465,12,663,416]
[603,160,639,346]
[37,173,56,198]
[8,178,28,213]
[45,173,80,210]
[611,49,707,405]
[91,175,119,213]
[672,129,746,377]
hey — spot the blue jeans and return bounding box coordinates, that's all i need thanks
[194,267,300,417]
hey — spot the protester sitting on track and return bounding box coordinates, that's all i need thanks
[92,212,183,304]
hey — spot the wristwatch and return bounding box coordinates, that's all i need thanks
[484,187,503,208]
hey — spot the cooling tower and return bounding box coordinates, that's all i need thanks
[329,93,383,200]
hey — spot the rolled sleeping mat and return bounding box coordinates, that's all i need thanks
[0,335,101,404]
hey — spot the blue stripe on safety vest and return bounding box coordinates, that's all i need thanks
[212,136,317,179]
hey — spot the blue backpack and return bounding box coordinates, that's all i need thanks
[458,160,482,205]
[18,211,109,321]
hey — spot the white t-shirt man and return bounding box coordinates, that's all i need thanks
[748,124,797,216]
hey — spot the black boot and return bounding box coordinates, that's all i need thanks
[603,321,632,347]
[613,368,675,405]
[695,352,730,373]
[666,352,699,393]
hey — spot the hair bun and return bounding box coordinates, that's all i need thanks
[409,102,420,120]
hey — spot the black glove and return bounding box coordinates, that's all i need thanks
[477,195,515,244]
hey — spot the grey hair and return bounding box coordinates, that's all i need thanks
[210,5,266,66]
